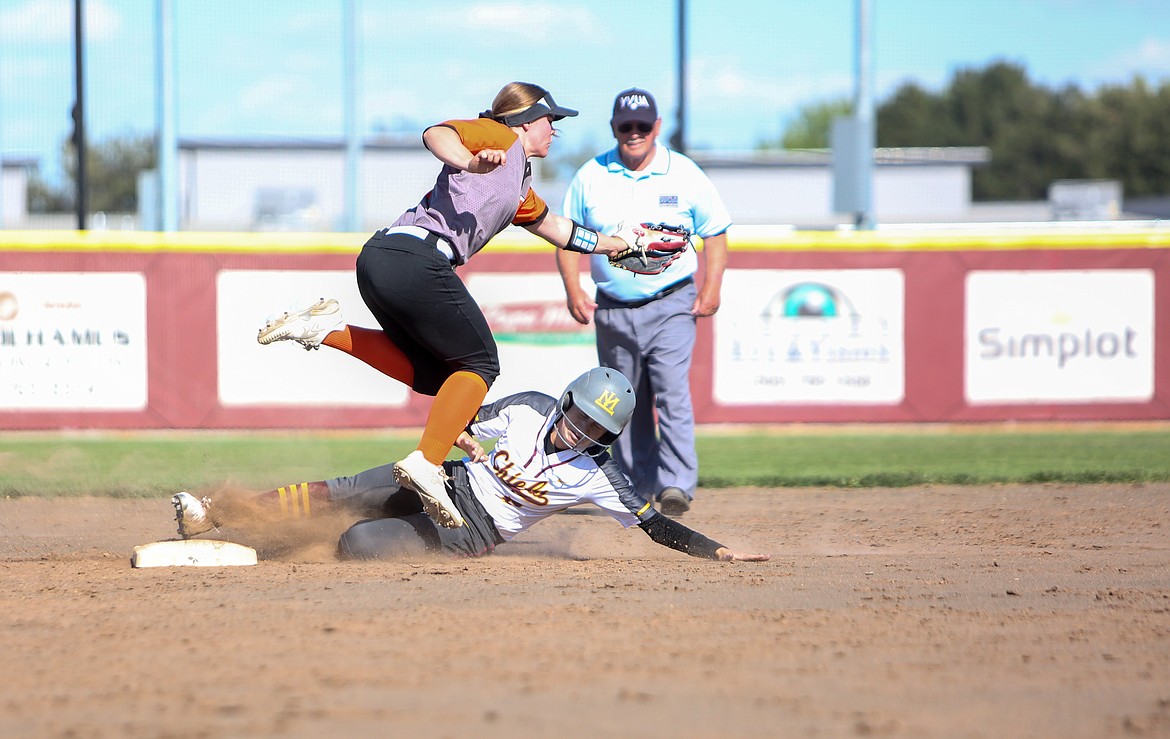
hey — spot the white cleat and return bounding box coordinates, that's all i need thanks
[257,298,345,351]
[393,450,465,528]
[172,491,215,539]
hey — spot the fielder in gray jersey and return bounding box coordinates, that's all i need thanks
[172,369,768,564]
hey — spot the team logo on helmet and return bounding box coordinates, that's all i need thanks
[594,389,621,416]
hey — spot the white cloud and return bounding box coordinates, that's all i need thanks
[281,8,339,35]
[363,86,429,133]
[1133,38,1170,66]
[363,49,583,130]
[236,75,311,117]
[0,55,60,87]
[182,72,346,138]
[713,70,747,96]
[1098,37,1170,80]
[691,53,956,118]
[362,2,599,45]
[690,55,853,112]
[0,0,120,43]
[465,3,596,40]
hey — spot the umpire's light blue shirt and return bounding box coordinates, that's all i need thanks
[562,143,732,302]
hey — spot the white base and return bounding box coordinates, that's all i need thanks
[131,539,258,568]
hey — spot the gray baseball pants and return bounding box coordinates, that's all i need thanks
[329,462,503,559]
[594,281,699,501]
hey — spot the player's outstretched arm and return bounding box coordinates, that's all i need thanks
[526,213,629,258]
[714,547,771,562]
[639,513,769,562]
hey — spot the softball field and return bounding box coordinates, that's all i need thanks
[1,483,1167,738]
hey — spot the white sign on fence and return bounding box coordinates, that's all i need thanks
[714,269,905,404]
[965,270,1154,403]
[216,270,408,407]
[465,272,598,402]
[0,272,147,409]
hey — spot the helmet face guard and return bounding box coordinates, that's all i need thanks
[557,405,619,455]
[555,368,635,456]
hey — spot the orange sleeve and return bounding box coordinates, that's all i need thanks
[436,118,518,154]
[513,188,549,226]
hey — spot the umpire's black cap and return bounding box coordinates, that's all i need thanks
[611,88,658,125]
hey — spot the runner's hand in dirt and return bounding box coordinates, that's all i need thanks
[715,547,771,562]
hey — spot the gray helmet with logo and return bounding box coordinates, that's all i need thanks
[557,367,636,449]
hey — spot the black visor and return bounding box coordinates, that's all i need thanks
[500,91,579,127]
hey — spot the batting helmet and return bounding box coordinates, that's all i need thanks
[557,367,636,453]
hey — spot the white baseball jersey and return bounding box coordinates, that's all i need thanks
[464,391,656,541]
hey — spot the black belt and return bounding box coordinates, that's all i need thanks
[598,277,693,309]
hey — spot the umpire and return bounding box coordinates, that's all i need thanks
[555,88,731,516]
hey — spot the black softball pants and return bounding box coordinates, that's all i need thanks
[355,230,500,396]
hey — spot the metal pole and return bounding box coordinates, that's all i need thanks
[73,0,87,230]
[670,0,687,154]
[156,0,178,231]
[342,0,362,232]
[854,0,875,229]
[0,69,5,228]
[0,47,5,229]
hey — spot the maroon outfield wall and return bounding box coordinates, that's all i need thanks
[1,228,1168,430]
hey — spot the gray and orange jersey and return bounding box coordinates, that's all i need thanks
[391,117,549,265]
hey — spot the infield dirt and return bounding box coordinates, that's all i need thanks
[1,484,1167,738]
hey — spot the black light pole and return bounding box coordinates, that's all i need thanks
[73,0,87,230]
[670,0,687,155]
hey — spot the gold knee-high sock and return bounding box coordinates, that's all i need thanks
[417,371,488,465]
[276,483,311,518]
[257,482,329,518]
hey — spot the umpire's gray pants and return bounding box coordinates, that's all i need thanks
[594,282,698,501]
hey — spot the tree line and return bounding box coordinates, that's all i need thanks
[29,133,155,214]
[773,61,1170,200]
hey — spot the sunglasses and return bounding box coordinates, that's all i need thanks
[617,122,654,134]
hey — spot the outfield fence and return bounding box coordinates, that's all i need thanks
[2,225,1168,429]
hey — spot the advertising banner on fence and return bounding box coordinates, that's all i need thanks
[713,269,905,404]
[216,270,409,407]
[0,272,147,410]
[965,270,1154,403]
[465,273,598,402]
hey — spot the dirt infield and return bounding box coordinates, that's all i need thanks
[1,484,1167,738]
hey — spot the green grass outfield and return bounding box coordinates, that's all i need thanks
[2,424,1168,498]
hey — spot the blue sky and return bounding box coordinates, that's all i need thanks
[2,0,1169,185]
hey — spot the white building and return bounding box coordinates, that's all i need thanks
[693,147,991,228]
[0,157,33,229]
[176,136,528,232]
[171,138,991,232]
[22,141,1149,232]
